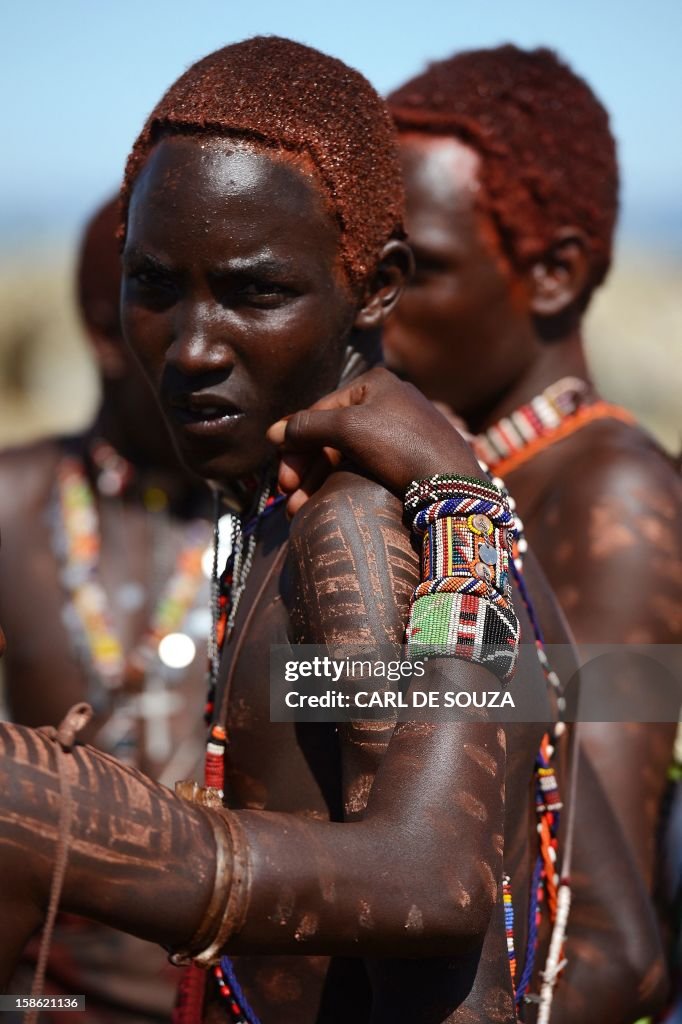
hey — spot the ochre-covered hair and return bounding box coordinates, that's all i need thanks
[389,45,619,295]
[77,194,122,339]
[122,36,405,286]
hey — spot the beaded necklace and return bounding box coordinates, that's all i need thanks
[473,378,636,1017]
[203,482,285,727]
[473,377,635,478]
[52,453,210,763]
[199,480,284,1024]
[482,459,567,1019]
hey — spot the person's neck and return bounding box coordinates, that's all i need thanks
[468,329,593,434]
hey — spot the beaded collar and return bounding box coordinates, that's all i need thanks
[472,377,635,477]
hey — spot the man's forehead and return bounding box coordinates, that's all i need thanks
[124,135,348,285]
[130,135,330,220]
[400,134,481,211]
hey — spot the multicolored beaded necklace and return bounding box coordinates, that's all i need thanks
[52,449,210,764]
[472,376,635,478]
[482,458,568,1019]
[175,480,285,1024]
[472,381,625,1015]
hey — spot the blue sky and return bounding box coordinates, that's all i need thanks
[2,0,681,252]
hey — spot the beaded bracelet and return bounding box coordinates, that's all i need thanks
[404,477,519,682]
[415,509,511,601]
[404,473,505,516]
[406,592,520,682]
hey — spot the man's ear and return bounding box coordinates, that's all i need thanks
[353,240,414,331]
[529,227,591,318]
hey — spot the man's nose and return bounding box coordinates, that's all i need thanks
[166,301,235,377]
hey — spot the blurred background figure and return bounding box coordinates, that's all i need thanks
[0,195,212,1022]
[383,43,682,1020]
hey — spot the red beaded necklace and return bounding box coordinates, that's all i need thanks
[473,377,635,477]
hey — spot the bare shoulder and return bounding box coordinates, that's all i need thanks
[0,439,62,520]
[286,470,419,644]
[549,418,681,516]
[533,420,681,642]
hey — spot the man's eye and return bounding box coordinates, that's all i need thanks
[123,267,178,310]
[237,281,296,306]
[128,269,174,291]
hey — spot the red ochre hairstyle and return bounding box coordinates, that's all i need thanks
[77,194,122,339]
[122,36,405,287]
[389,45,619,297]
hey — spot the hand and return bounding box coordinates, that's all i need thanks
[267,367,485,516]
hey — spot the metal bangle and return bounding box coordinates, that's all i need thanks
[169,783,251,967]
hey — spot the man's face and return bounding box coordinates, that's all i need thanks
[383,134,536,423]
[122,137,357,483]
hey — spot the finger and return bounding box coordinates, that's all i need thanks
[285,451,344,517]
[286,488,308,519]
[271,408,352,455]
[267,378,374,446]
[286,463,334,518]
[267,416,290,447]
[278,453,310,494]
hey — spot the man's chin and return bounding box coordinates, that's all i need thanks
[175,441,270,488]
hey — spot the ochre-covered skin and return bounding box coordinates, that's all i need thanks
[0,470,535,1022]
[500,416,682,888]
[271,363,672,1020]
[0,472,665,1022]
[213,474,530,1021]
[377,44,680,1021]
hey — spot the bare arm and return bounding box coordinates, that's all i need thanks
[528,437,682,888]
[228,474,503,956]
[0,474,505,997]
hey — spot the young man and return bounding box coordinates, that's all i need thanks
[0,197,211,1021]
[0,37,570,1024]
[379,45,682,890]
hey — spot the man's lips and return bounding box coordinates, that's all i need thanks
[165,393,246,434]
